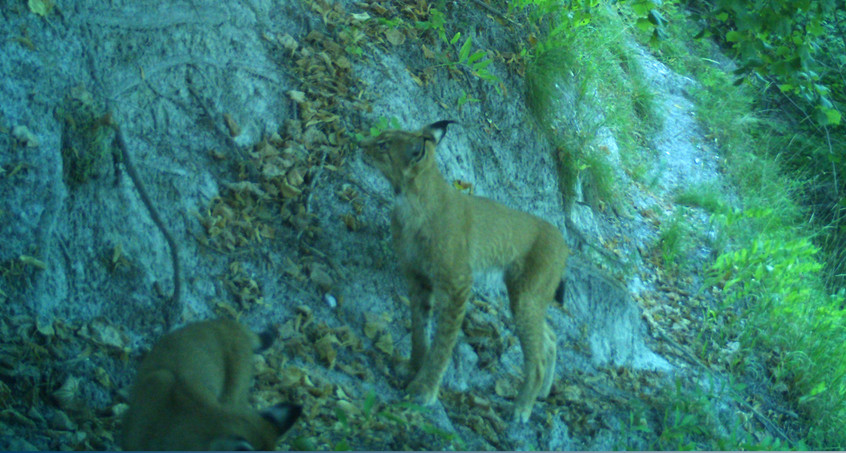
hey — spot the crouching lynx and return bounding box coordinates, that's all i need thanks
[120,319,301,450]
[362,121,569,422]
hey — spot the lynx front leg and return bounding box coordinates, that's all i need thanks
[406,275,471,405]
[406,274,433,374]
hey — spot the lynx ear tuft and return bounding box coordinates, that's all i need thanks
[426,120,457,144]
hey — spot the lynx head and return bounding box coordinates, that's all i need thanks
[361,120,455,194]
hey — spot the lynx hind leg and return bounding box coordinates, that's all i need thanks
[511,303,551,423]
[539,323,557,399]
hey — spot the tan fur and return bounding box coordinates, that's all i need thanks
[120,319,301,450]
[362,121,570,422]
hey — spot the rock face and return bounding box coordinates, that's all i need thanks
[0,1,709,450]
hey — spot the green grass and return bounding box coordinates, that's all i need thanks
[674,182,729,214]
[520,0,846,448]
[636,2,846,449]
[619,375,802,450]
[657,208,692,274]
[524,3,660,211]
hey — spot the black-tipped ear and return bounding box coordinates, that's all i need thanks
[256,325,277,352]
[426,120,456,144]
[261,403,302,436]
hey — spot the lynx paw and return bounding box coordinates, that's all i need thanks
[406,377,439,406]
[513,405,532,423]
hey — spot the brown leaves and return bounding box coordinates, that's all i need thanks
[222,261,263,310]
[374,332,394,355]
[199,0,373,256]
[316,334,340,369]
[52,376,82,410]
[80,320,129,354]
[307,262,334,291]
[0,313,127,450]
[364,312,395,356]
[200,188,276,252]
[223,113,241,137]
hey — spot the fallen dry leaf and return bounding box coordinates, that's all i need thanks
[278,33,299,52]
[385,28,406,46]
[375,332,393,355]
[223,113,241,137]
[315,334,340,369]
[279,366,306,387]
[287,90,307,103]
[52,376,81,409]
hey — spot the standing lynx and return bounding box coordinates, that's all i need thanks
[361,121,570,422]
[120,319,301,450]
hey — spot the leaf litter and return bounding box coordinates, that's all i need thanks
[2,0,797,450]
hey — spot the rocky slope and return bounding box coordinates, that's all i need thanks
[0,0,791,450]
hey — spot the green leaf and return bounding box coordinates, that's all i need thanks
[377,410,407,425]
[363,390,377,417]
[449,32,461,45]
[799,382,827,404]
[458,36,473,64]
[820,107,841,125]
[476,70,498,82]
[636,17,654,32]
[631,1,652,16]
[820,95,833,109]
[467,51,485,65]
[28,0,54,16]
[807,21,824,35]
[726,30,742,42]
[334,406,349,427]
[473,58,493,71]
[648,9,665,26]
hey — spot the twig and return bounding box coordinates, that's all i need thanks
[86,47,181,327]
[107,117,182,328]
[470,0,519,27]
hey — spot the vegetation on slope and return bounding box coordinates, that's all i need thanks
[517,0,845,449]
[4,0,843,449]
